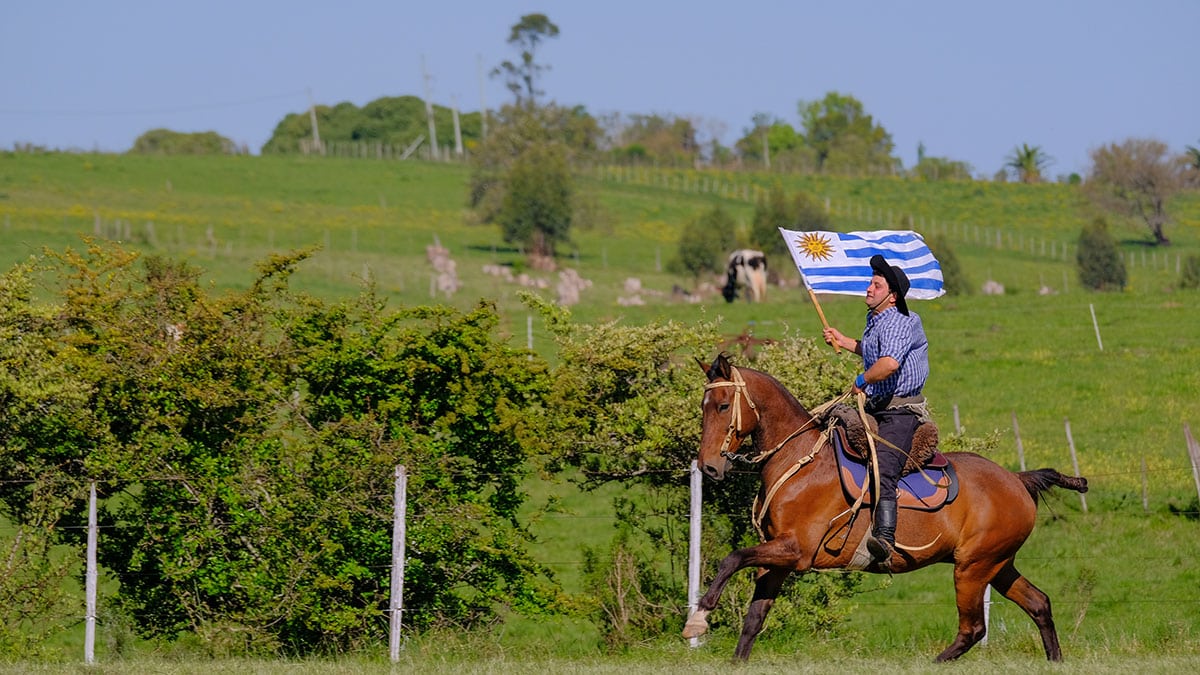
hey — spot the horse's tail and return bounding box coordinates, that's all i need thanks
[1018,468,1089,504]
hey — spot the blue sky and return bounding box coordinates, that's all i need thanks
[3,1,1195,177]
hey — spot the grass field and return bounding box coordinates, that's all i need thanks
[2,151,1199,667]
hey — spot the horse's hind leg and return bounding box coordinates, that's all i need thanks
[733,567,790,661]
[936,560,1007,662]
[991,562,1062,661]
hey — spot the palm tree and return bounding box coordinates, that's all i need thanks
[1005,144,1053,183]
[1186,140,1200,171]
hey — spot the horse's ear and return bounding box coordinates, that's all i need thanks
[710,352,733,380]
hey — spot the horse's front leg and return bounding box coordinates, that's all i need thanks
[682,536,802,640]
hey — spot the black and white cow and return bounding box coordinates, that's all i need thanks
[721,249,768,303]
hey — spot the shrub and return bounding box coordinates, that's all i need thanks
[925,234,970,296]
[749,183,830,257]
[1076,217,1126,291]
[1180,255,1200,289]
[669,204,738,281]
[0,242,556,655]
[129,128,240,155]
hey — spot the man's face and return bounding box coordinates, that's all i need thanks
[865,274,893,311]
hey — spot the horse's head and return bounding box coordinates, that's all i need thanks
[696,353,760,480]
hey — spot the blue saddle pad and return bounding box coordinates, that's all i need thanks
[832,428,959,511]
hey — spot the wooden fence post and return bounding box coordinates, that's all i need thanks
[1184,424,1200,507]
[85,482,98,665]
[389,465,408,662]
[1064,418,1087,513]
[1011,411,1027,471]
[1141,457,1149,513]
[688,460,703,648]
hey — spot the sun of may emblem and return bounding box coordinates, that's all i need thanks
[794,233,835,261]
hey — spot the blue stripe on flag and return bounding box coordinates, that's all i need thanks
[842,247,932,261]
[837,232,923,246]
[902,260,943,275]
[908,278,944,291]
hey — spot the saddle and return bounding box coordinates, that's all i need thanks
[819,404,959,511]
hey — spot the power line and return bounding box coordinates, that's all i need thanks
[0,91,308,118]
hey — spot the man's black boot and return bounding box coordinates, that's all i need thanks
[867,499,897,568]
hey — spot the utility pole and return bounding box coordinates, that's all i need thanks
[422,56,439,161]
[307,88,322,154]
[762,127,770,170]
[451,95,463,158]
[477,54,488,140]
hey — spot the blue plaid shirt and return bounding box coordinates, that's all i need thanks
[861,307,929,409]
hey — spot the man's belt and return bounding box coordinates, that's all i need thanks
[866,394,929,421]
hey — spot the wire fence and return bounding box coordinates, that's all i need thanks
[591,165,1197,276]
[4,448,1198,664]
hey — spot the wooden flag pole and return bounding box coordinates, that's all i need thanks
[807,288,841,354]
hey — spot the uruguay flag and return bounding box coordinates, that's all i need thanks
[778,228,945,299]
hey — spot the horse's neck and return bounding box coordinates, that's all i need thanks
[745,378,818,455]
[756,419,834,497]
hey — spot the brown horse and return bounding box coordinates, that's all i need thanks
[682,353,1088,662]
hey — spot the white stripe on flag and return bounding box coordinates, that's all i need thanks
[778,228,946,299]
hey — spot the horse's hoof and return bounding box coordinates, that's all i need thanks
[682,612,709,639]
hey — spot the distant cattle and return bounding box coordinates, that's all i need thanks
[722,249,768,303]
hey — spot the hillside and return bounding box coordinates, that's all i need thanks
[3,152,1198,496]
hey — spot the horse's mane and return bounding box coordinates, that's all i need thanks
[734,364,814,422]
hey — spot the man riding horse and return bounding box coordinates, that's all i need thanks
[822,254,930,569]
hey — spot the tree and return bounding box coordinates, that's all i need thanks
[606,113,700,167]
[912,156,973,181]
[912,144,973,181]
[925,234,970,295]
[469,104,599,259]
[493,13,560,106]
[798,92,897,175]
[497,142,573,258]
[748,183,830,257]
[260,95,483,155]
[130,128,240,155]
[1085,138,1189,245]
[734,115,808,170]
[1076,217,1126,290]
[670,205,738,281]
[1182,140,1200,187]
[0,261,84,655]
[1004,144,1052,184]
[1180,255,1200,290]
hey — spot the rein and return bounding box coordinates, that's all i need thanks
[748,392,856,539]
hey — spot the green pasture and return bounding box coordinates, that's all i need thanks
[2,152,1199,666]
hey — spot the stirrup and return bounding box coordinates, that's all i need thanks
[866,535,894,567]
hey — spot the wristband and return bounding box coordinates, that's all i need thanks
[855,373,867,389]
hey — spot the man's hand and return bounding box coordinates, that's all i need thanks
[823,326,844,348]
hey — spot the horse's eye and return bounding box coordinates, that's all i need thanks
[718,403,730,412]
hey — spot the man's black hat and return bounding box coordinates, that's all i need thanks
[870,254,910,316]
